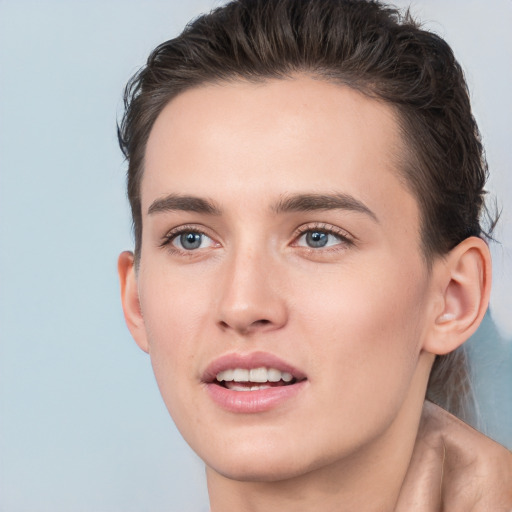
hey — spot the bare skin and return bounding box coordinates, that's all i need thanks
[396,401,512,511]
[118,76,493,511]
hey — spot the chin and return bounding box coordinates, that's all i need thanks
[207,454,316,483]
[197,426,353,484]
[185,425,305,481]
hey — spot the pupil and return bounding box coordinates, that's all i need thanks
[181,232,202,250]
[306,231,328,248]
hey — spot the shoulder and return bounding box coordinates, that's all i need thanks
[396,400,512,511]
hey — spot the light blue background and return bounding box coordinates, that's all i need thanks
[0,1,510,511]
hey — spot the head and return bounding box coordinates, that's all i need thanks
[117,0,492,482]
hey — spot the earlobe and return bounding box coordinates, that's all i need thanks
[118,251,149,353]
[424,237,491,356]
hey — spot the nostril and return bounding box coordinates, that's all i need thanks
[253,319,271,327]
[217,317,273,334]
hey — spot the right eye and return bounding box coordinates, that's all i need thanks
[170,231,215,251]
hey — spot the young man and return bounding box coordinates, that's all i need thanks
[117,1,512,510]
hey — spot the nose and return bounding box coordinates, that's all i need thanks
[216,246,288,336]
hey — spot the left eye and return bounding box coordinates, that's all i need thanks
[296,230,343,249]
[172,232,214,251]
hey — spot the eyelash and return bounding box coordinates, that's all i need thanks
[159,224,216,255]
[293,223,354,251]
[159,223,354,255]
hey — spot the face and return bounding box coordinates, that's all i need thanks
[128,76,438,481]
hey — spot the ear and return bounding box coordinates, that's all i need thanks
[118,251,149,353]
[423,237,491,356]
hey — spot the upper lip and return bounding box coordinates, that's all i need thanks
[202,351,307,383]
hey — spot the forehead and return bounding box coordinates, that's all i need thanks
[142,76,419,234]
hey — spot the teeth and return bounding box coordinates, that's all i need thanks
[219,369,234,381]
[282,372,293,382]
[225,383,272,391]
[229,385,251,392]
[249,367,268,382]
[251,385,271,391]
[267,368,282,382]
[232,368,249,382]
[216,367,295,384]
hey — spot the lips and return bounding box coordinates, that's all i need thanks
[202,351,307,413]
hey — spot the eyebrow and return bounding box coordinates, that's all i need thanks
[147,191,378,222]
[272,193,378,222]
[148,194,222,215]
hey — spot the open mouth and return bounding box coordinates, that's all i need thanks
[214,367,302,391]
[204,354,307,412]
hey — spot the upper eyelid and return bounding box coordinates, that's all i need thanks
[293,222,355,241]
[160,224,216,247]
[164,223,212,237]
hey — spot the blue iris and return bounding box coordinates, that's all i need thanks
[180,232,203,250]
[306,231,328,248]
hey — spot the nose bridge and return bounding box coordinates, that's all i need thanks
[216,236,287,334]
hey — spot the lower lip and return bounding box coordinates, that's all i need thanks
[205,381,306,413]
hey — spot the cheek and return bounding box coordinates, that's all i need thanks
[295,256,429,402]
[139,260,214,342]
[137,269,213,408]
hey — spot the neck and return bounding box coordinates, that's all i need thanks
[207,353,434,512]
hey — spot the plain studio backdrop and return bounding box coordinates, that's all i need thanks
[0,1,510,511]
